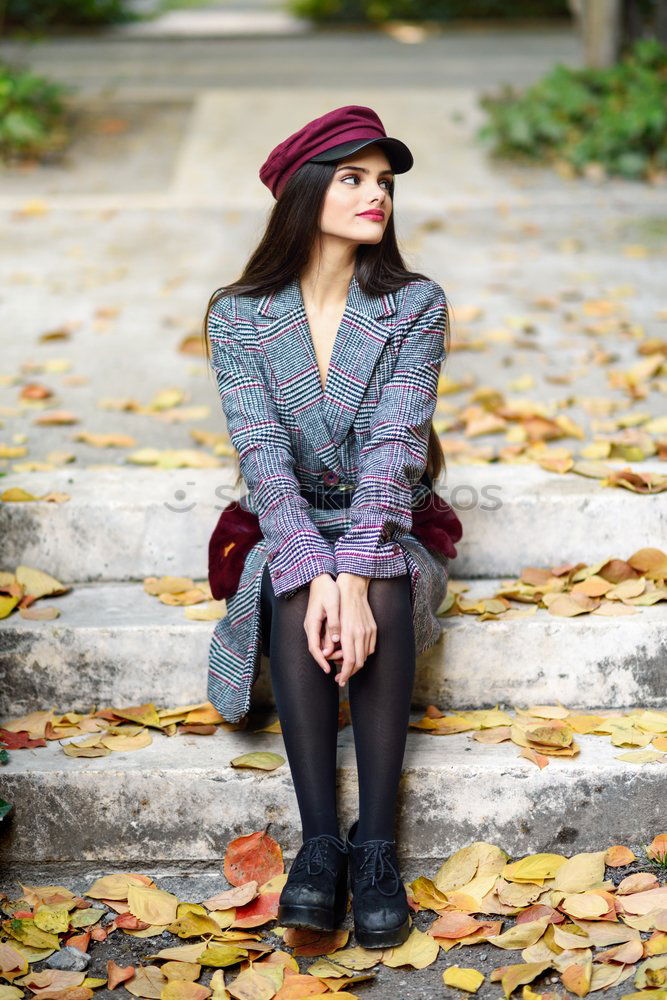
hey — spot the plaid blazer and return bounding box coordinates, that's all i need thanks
[206,272,450,722]
[207,273,448,599]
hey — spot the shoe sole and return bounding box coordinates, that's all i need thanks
[278,871,348,932]
[352,913,411,948]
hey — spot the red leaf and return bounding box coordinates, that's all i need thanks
[0,728,47,749]
[224,829,284,887]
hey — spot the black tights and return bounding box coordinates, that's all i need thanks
[259,563,416,844]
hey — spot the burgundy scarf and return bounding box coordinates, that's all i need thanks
[208,492,462,602]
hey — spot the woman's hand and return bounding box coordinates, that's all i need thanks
[304,574,343,675]
[330,573,377,688]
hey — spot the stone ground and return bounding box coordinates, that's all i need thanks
[1,17,665,999]
[0,854,661,1000]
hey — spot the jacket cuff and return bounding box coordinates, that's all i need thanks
[267,535,337,598]
[333,527,408,579]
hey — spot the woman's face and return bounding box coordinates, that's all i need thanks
[319,144,394,245]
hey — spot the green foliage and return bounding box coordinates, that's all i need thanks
[2,0,139,30]
[290,0,569,22]
[476,37,667,181]
[0,799,12,821]
[0,61,72,162]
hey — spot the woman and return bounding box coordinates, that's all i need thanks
[202,106,453,949]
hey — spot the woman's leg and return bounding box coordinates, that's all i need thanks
[260,563,341,841]
[347,573,416,843]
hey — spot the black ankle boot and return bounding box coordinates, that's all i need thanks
[278,833,349,932]
[345,819,411,948]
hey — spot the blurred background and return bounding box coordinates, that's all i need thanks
[0,0,665,488]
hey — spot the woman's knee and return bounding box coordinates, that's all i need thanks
[366,574,412,624]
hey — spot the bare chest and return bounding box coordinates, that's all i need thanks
[302,301,347,395]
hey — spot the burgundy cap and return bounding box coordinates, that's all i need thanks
[259,104,414,199]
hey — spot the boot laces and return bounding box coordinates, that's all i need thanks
[358,841,401,897]
[293,834,346,876]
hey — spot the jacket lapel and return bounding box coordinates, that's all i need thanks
[255,274,397,469]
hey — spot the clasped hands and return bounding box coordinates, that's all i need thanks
[304,572,377,687]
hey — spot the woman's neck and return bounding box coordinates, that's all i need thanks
[300,247,356,312]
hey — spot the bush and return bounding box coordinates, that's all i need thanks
[289,0,570,23]
[476,37,667,181]
[1,0,139,31]
[0,61,72,162]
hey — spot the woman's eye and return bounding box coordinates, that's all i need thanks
[342,175,392,190]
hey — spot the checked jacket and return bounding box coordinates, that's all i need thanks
[207,271,449,598]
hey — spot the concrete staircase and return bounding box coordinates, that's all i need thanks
[1,463,665,874]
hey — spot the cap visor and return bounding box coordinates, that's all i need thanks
[309,137,413,173]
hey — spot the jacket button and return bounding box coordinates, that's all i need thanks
[274,568,282,577]
[392,543,401,555]
[267,553,273,562]
[323,470,339,486]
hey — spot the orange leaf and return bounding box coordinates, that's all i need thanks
[284,927,349,957]
[233,890,280,928]
[431,912,482,939]
[647,834,667,864]
[65,930,91,952]
[561,961,592,997]
[520,748,550,769]
[224,830,284,888]
[107,960,135,990]
[605,846,636,867]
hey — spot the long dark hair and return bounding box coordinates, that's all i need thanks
[202,158,451,482]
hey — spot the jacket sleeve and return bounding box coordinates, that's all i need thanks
[208,297,336,598]
[333,280,448,579]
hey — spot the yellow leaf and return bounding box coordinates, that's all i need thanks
[33,905,71,934]
[561,893,608,919]
[195,945,250,968]
[160,983,211,1000]
[615,750,666,764]
[553,852,607,893]
[143,576,195,596]
[113,703,163,729]
[229,752,285,771]
[151,944,215,963]
[167,913,223,939]
[381,927,439,969]
[125,966,167,998]
[6,920,60,951]
[160,963,202,982]
[127,885,179,926]
[0,596,20,619]
[503,854,567,884]
[443,966,485,993]
[501,961,552,998]
[487,917,551,950]
[85,873,153,900]
[208,970,230,1000]
[100,730,153,752]
[14,565,69,600]
[185,601,226,621]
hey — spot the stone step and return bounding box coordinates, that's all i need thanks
[0,722,660,872]
[1,465,663,582]
[1,579,664,719]
[111,8,312,39]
